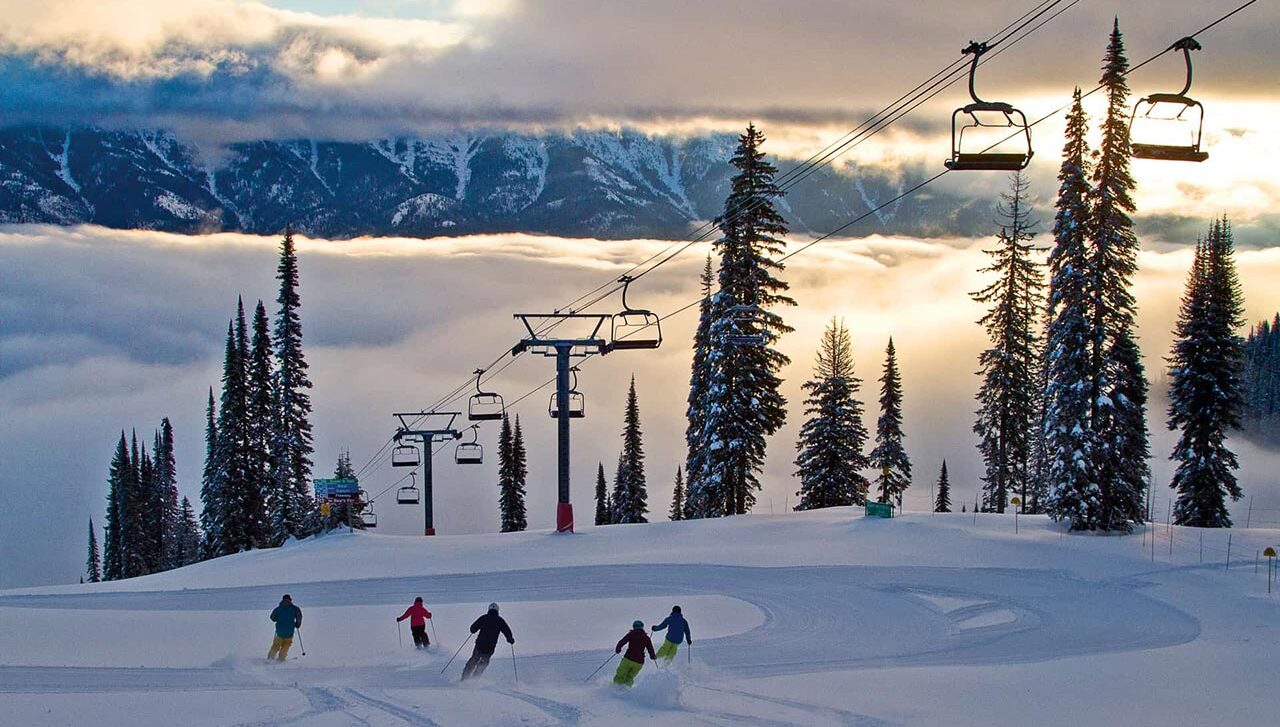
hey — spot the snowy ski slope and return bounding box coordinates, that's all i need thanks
[2,510,1278,726]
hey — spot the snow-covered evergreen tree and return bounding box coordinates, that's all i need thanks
[122,432,151,578]
[612,376,648,523]
[497,414,528,532]
[794,318,870,510]
[213,310,254,555]
[690,124,794,517]
[245,300,274,548]
[86,517,101,583]
[934,461,952,513]
[669,467,685,521]
[594,462,610,526]
[154,419,179,570]
[684,254,715,517]
[870,339,911,506]
[1043,90,1104,530]
[1089,21,1148,531]
[199,388,223,559]
[104,432,128,580]
[1168,217,1246,527]
[269,227,316,544]
[175,496,201,568]
[972,172,1043,514]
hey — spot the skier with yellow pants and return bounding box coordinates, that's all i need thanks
[267,594,303,662]
[651,605,691,663]
[613,620,656,686]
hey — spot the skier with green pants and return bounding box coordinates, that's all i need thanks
[651,605,691,663]
[613,620,656,686]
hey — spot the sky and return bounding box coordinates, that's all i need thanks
[1,0,1279,588]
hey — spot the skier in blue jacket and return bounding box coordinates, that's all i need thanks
[267,594,303,662]
[651,605,691,663]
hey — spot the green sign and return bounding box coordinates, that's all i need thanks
[865,502,895,519]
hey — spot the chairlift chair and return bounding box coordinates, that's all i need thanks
[548,366,586,418]
[944,41,1033,172]
[360,505,378,528]
[609,276,663,351]
[397,473,421,505]
[1130,38,1208,163]
[455,427,483,465]
[724,303,768,347]
[391,442,420,467]
[468,369,505,421]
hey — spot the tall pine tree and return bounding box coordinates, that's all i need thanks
[669,467,685,521]
[86,518,101,583]
[246,300,274,548]
[612,376,648,523]
[794,318,870,510]
[509,416,529,532]
[594,462,610,526]
[870,339,911,507]
[1089,21,1148,531]
[496,414,514,527]
[1167,217,1246,527]
[122,432,150,578]
[200,388,223,559]
[1043,90,1104,530]
[175,496,201,568]
[972,172,1044,514]
[270,226,316,544]
[690,124,794,517]
[103,432,128,580]
[934,461,952,513]
[155,419,179,570]
[684,254,715,517]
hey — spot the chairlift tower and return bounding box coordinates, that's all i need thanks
[512,312,614,533]
[392,411,463,536]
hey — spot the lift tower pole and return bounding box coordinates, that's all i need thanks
[512,313,612,533]
[394,411,462,536]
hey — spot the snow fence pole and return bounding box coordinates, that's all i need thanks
[442,633,473,674]
[584,652,618,684]
[1226,534,1232,571]
[510,642,518,683]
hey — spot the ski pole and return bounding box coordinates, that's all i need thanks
[397,620,403,648]
[296,627,306,656]
[430,618,439,648]
[687,641,691,665]
[441,633,473,674]
[510,642,518,683]
[583,652,618,684]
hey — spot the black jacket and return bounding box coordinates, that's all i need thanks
[469,611,514,653]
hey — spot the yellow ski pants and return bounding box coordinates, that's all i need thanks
[268,636,293,662]
[655,640,680,663]
[613,656,644,686]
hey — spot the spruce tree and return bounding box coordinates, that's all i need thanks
[154,419,179,571]
[1089,21,1148,531]
[1168,217,1246,527]
[508,415,529,532]
[1043,90,1103,530]
[934,461,952,513]
[972,172,1043,514]
[612,376,648,523]
[86,518,101,583]
[104,432,128,580]
[246,300,274,548]
[122,432,151,578]
[270,227,317,544]
[691,124,794,517]
[213,312,253,555]
[175,496,201,568]
[684,254,716,517]
[669,467,685,521]
[594,462,610,526]
[199,387,223,559]
[794,318,870,510]
[870,339,911,507]
[496,413,514,529]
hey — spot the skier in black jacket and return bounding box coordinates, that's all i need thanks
[461,602,514,681]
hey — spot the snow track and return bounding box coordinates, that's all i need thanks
[0,563,1197,690]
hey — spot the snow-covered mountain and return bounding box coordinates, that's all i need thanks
[0,126,994,239]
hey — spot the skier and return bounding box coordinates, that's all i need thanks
[267,594,303,662]
[396,596,433,649]
[461,602,514,681]
[613,620,656,686]
[651,605,692,663]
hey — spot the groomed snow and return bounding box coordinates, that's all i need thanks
[2,509,1279,726]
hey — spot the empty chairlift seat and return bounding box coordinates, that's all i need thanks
[468,369,505,421]
[609,276,662,351]
[548,366,586,418]
[944,41,1033,172]
[455,427,483,465]
[397,485,420,505]
[392,444,420,467]
[1130,38,1209,163]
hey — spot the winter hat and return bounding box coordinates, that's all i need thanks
[489,602,499,612]
[282,594,292,602]
[671,605,681,614]
[415,597,424,603]
[633,620,644,629]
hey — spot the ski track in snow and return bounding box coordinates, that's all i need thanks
[0,563,1198,693]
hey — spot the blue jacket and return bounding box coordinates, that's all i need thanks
[652,613,691,645]
[271,601,302,639]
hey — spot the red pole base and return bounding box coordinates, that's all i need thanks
[556,503,574,533]
[424,527,436,536]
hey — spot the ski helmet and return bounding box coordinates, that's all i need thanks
[489,602,499,612]
[415,597,423,603]
[633,620,644,629]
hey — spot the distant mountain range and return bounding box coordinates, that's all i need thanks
[0,126,995,240]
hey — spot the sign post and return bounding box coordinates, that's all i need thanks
[1010,496,1022,534]
[1266,547,1277,594]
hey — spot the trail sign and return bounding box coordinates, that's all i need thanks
[1265,547,1276,558]
[314,478,359,500]
[1010,496,1022,507]
[865,502,895,519]
[320,502,331,517]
